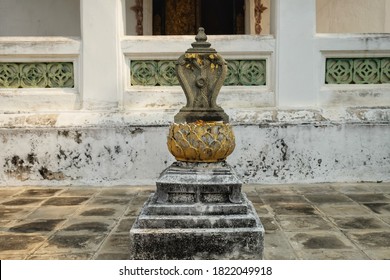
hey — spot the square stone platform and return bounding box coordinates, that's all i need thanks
[129,162,265,260]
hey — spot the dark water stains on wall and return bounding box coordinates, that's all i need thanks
[58,130,83,144]
[4,155,35,181]
[38,167,65,180]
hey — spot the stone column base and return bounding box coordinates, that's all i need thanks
[129,162,264,260]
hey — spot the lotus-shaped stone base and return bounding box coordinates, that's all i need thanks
[167,121,235,162]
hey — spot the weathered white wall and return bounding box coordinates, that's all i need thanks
[317,0,390,33]
[233,123,390,184]
[81,0,122,110]
[0,109,389,186]
[0,0,80,36]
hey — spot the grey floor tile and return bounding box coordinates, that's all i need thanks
[370,185,390,193]
[305,194,354,204]
[261,195,308,204]
[251,203,272,216]
[363,203,390,215]
[43,197,90,206]
[79,204,127,218]
[94,252,130,260]
[285,231,356,251]
[329,216,390,231]
[264,231,293,251]
[0,220,13,230]
[270,203,321,216]
[97,188,142,197]
[0,206,36,220]
[261,217,280,232]
[0,233,46,255]
[58,188,100,197]
[316,203,373,216]
[264,248,297,260]
[337,184,383,194]
[8,219,65,233]
[277,215,335,232]
[0,254,28,260]
[292,184,336,194]
[130,185,156,193]
[242,185,259,195]
[295,249,369,260]
[255,185,296,195]
[124,197,149,217]
[61,218,116,234]
[364,249,390,260]
[128,194,150,205]
[345,231,390,249]
[98,233,131,254]
[346,193,390,203]
[0,188,25,198]
[16,188,63,197]
[2,198,45,206]
[88,196,133,206]
[35,233,106,254]
[28,253,93,260]
[379,216,390,225]
[27,206,79,219]
[245,195,263,204]
[124,207,143,217]
[115,217,136,233]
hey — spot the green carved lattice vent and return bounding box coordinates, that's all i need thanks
[130,60,266,86]
[326,58,390,84]
[0,62,74,88]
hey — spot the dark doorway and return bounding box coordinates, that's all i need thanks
[201,0,241,35]
[153,0,245,35]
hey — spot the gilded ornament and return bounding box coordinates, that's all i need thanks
[167,121,235,162]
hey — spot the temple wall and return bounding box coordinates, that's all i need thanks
[317,0,390,33]
[0,0,389,186]
[0,0,80,36]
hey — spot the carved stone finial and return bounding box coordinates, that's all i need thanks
[174,28,228,123]
[189,27,212,51]
[186,27,215,54]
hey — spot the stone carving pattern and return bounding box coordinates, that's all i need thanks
[326,58,390,84]
[167,121,236,162]
[176,53,226,109]
[130,0,143,35]
[0,62,74,88]
[131,60,266,86]
[255,0,267,35]
[227,60,266,86]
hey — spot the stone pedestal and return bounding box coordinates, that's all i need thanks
[129,29,264,260]
[129,162,264,260]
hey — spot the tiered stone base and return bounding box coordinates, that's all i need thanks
[129,162,264,260]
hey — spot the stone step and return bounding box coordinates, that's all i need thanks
[155,162,243,204]
[130,225,264,260]
[143,202,248,216]
[130,192,265,260]
[137,214,257,229]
